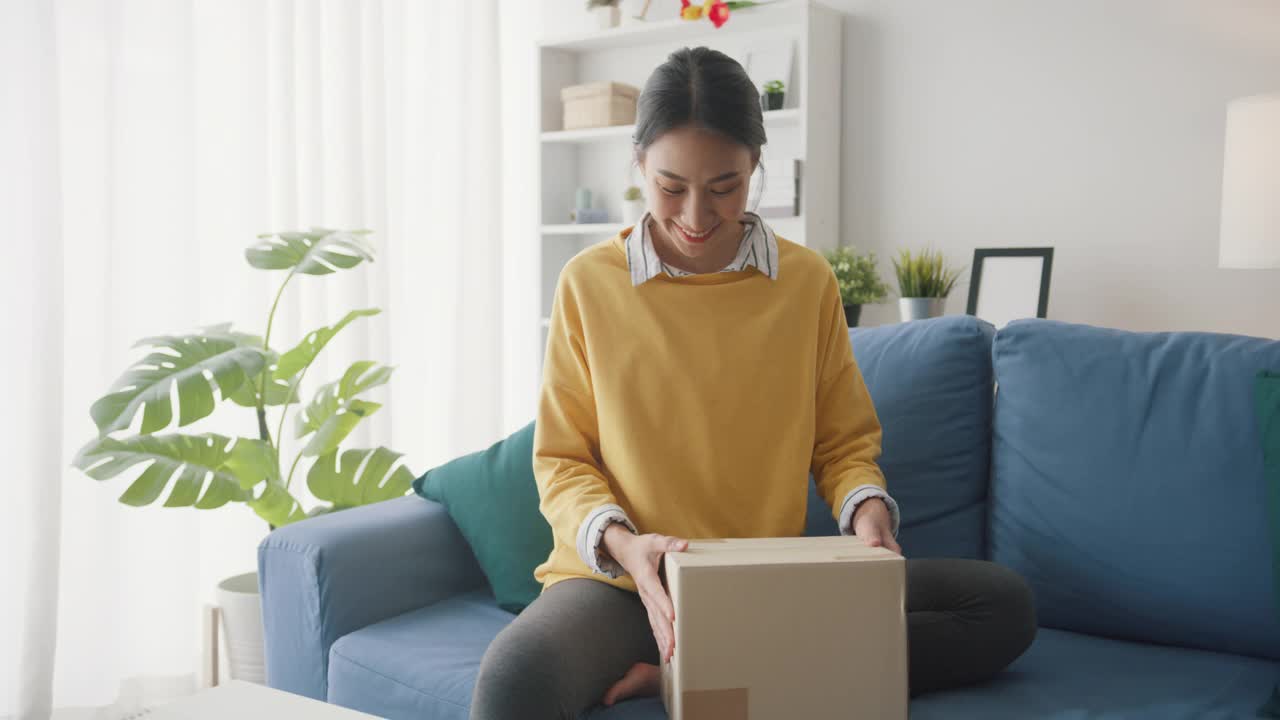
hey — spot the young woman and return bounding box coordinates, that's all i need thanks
[470,47,1036,719]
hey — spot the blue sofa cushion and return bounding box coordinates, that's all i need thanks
[833,316,996,558]
[990,320,1280,661]
[327,589,666,719]
[258,496,486,702]
[909,627,1280,719]
[331,598,1280,720]
[328,590,509,720]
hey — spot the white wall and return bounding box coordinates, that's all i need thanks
[529,0,1280,337]
[837,0,1280,334]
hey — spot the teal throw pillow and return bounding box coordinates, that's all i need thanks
[1255,371,1280,718]
[413,421,551,614]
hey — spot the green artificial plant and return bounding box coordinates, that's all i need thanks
[72,228,415,530]
[763,80,785,95]
[892,248,964,299]
[824,247,889,306]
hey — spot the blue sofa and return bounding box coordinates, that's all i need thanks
[259,316,1280,719]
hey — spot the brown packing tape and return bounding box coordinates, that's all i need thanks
[683,688,749,720]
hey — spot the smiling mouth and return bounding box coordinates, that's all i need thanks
[675,222,719,244]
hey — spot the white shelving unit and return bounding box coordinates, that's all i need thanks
[539,107,801,144]
[512,0,843,412]
[541,223,632,235]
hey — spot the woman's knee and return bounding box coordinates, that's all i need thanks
[906,559,1038,696]
[471,624,569,720]
[979,561,1038,661]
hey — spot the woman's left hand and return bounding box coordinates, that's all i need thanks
[853,497,901,555]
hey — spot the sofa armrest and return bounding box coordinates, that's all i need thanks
[257,495,486,700]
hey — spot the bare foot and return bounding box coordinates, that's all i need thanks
[601,662,662,706]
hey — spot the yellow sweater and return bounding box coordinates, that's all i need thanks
[532,227,888,594]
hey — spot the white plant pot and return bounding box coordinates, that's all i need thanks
[592,5,621,29]
[899,297,946,322]
[216,572,265,683]
[622,199,645,225]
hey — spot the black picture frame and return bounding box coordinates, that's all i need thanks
[965,247,1054,322]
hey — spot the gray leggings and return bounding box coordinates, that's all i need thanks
[470,558,1037,719]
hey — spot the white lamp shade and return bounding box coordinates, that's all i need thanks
[1219,93,1280,269]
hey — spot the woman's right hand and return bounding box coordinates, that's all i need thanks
[601,523,688,663]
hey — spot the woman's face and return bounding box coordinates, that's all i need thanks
[637,125,756,269]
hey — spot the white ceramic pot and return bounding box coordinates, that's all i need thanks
[899,297,946,322]
[216,572,265,683]
[593,5,621,29]
[622,199,645,225]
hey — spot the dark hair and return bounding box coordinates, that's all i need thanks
[633,46,767,163]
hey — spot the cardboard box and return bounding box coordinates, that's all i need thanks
[560,81,639,131]
[660,536,907,719]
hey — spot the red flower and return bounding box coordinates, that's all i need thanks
[706,0,730,28]
[681,0,691,8]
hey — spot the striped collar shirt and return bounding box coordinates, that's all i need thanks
[625,211,780,286]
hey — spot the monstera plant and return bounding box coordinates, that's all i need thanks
[72,228,414,530]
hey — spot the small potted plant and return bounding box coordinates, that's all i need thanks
[587,0,621,29]
[621,0,651,25]
[824,247,889,327]
[763,79,785,111]
[622,186,645,225]
[892,248,964,322]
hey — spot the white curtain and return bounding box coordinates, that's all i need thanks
[1,0,507,717]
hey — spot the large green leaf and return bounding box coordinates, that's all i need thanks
[301,400,380,457]
[220,331,301,408]
[247,482,307,527]
[273,309,381,382]
[307,447,414,511]
[295,361,394,457]
[245,228,375,275]
[72,433,277,509]
[228,367,300,407]
[90,328,269,436]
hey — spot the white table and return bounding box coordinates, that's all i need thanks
[132,681,381,719]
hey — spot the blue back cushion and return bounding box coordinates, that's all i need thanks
[990,319,1280,660]
[806,316,996,560]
